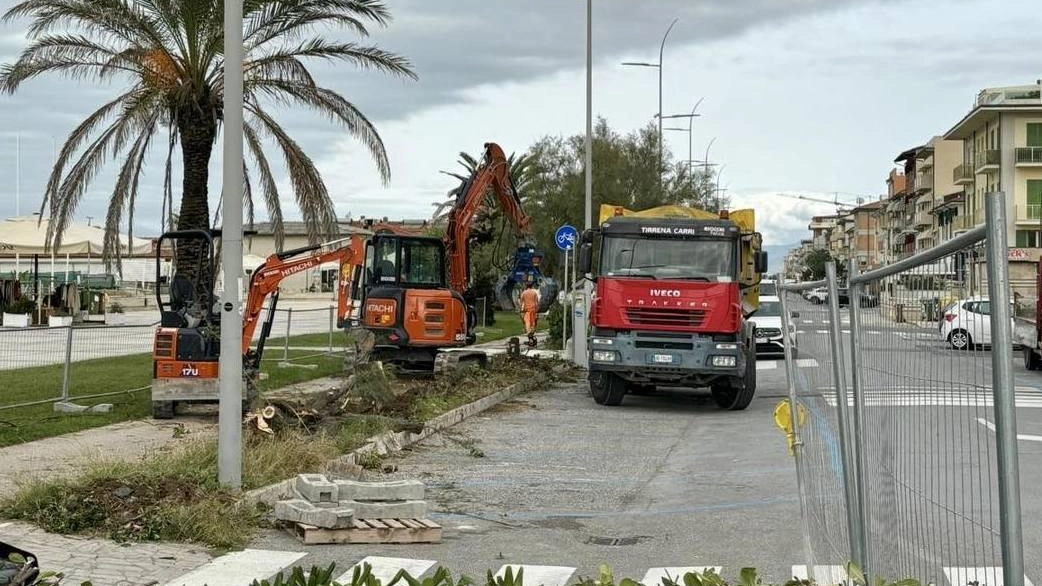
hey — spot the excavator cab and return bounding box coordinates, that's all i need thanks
[360,234,474,371]
[151,229,228,419]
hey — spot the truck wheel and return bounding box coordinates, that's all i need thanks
[1025,347,1041,371]
[589,372,626,406]
[711,348,757,411]
[152,400,175,420]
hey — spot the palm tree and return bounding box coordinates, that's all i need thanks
[431,150,538,223]
[0,0,416,280]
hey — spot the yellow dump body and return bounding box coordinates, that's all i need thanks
[598,204,764,313]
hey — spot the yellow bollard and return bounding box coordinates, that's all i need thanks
[773,399,806,456]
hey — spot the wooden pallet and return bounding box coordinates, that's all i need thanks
[284,518,443,545]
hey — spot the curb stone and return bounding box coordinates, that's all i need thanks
[244,364,565,507]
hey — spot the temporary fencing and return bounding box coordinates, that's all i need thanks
[779,192,1025,586]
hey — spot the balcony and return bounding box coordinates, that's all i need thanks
[913,172,934,193]
[953,163,975,185]
[974,149,1000,174]
[952,215,976,233]
[914,209,933,228]
[1016,204,1042,224]
[1015,147,1042,166]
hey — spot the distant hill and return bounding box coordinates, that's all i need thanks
[764,243,798,274]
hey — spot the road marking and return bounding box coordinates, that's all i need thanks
[815,330,829,334]
[338,556,437,585]
[944,567,1035,586]
[756,361,778,370]
[975,418,1042,442]
[791,565,848,584]
[795,358,820,368]
[495,565,576,586]
[824,391,1042,409]
[642,567,721,586]
[161,549,307,586]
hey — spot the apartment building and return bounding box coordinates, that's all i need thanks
[943,82,1042,296]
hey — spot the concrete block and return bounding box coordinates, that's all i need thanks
[53,402,87,413]
[274,499,355,529]
[342,499,427,519]
[294,474,338,503]
[333,479,425,501]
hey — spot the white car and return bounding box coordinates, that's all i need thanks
[751,295,799,358]
[939,296,1015,350]
[803,287,827,304]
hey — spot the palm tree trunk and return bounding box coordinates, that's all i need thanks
[174,101,218,308]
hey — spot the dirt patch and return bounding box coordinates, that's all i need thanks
[484,399,539,414]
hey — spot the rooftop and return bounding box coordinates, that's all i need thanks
[945,82,1042,140]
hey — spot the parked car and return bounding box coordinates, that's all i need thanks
[751,295,799,358]
[939,296,1015,350]
[836,287,879,308]
[760,279,777,296]
[804,287,828,304]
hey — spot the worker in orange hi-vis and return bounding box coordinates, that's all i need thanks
[519,280,541,347]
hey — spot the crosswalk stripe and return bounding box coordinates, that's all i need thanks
[943,566,1036,586]
[975,417,1042,442]
[826,397,1042,408]
[161,549,308,586]
[756,361,778,370]
[795,358,820,368]
[642,567,721,586]
[791,565,847,584]
[494,565,576,586]
[337,556,438,585]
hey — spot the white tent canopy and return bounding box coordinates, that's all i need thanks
[0,215,153,256]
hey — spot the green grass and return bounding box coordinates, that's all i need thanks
[264,331,346,350]
[475,311,547,343]
[1,356,573,550]
[0,350,344,448]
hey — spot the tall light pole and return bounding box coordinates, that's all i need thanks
[660,98,704,174]
[585,0,592,232]
[621,17,679,177]
[218,0,245,489]
[715,163,727,210]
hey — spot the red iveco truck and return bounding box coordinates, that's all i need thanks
[577,204,767,409]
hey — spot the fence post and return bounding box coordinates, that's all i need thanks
[984,190,1025,586]
[845,260,872,576]
[328,305,334,353]
[825,261,865,570]
[284,307,292,361]
[60,324,74,402]
[779,289,817,580]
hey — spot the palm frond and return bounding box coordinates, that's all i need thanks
[244,119,285,250]
[249,103,338,245]
[103,111,160,270]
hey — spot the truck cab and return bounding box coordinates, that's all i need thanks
[579,212,767,409]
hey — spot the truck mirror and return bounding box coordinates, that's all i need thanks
[755,251,768,273]
[579,243,593,274]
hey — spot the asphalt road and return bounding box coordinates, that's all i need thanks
[238,294,1042,586]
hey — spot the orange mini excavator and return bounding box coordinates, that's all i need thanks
[360,142,542,372]
[150,230,366,419]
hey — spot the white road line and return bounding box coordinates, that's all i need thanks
[943,566,1035,586]
[795,358,820,368]
[815,330,829,334]
[642,567,721,586]
[495,565,576,586]
[827,398,1042,409]
[338,556,437,585]
[791,565,848,584]
[756,361,778,370]
[975,418,1042,442]
[162,549,308,586]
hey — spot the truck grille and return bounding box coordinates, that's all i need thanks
[625,308,706,327]
[756,327,782,338]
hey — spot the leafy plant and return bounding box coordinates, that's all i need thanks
[486,566,523,586]
[251,562,340,586]
[4,298,35,315]
[546,303,569,346]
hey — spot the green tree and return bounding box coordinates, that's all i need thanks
[1,0,416,280]
[802,248,846,281]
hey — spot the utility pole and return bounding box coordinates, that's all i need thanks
[584,0,592,233]
[218,0,245,489]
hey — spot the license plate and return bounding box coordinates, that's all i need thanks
[652,354,674,364]
[756,338,768,344]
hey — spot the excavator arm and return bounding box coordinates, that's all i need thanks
[241,234,367,357]
[444,142,531,295]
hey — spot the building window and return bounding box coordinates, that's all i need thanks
[1028,123,1042,147]
[1029,180,1042,219]
[1015,230,1040,248]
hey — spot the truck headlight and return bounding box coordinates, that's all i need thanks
[711,355,737,367]
[592,337,614,345]
[592,350,618,362]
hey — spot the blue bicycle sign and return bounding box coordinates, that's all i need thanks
[555,224,578,251]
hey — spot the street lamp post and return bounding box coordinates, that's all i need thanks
[660,98,703,171]
[622,17,679,177]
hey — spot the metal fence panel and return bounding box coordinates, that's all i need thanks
[781,191,1025,585]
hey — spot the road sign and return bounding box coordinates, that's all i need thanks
[555,225,578,251]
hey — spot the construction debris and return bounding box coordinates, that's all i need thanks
[273,474,430,532]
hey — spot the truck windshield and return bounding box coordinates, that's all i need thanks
[601,236,736,280]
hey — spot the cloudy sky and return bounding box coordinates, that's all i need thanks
[1,0,1040,249]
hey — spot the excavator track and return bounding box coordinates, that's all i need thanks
[433,350,489,375]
